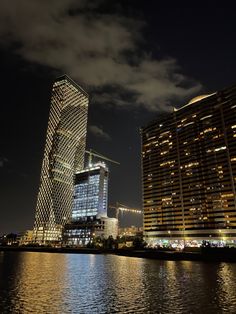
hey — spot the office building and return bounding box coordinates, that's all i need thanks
[34,75,89,243]
[142,84,236,246]
[72,162,108,221]
[63,162,118,246]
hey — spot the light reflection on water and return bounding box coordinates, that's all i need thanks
[0,252,236,313]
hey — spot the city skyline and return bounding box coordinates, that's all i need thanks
[2,2,236,234]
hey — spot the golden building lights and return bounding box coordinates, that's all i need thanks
[34,75,89,243]
[142,85,236,245]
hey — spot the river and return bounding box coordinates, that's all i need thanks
[0,252,236,313]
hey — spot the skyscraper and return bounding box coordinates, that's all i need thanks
[72,162,109,221]
[63,162,118,246]
[63,162,109,246]
[34,75,89,243]
[142,84,236,246]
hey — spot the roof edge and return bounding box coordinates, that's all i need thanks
[55,74,89,98]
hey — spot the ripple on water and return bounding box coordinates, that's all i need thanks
[0,252,236,313]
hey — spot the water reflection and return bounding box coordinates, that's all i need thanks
[0,252,68,313]
[216,264,236,313]
[1,252,236,313]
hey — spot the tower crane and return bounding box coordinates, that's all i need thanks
[109,202,142,219]
[85,149,120,166]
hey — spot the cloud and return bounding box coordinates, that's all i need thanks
[0,0,202,111]
[0,157,8,168]
[89,125,111,141]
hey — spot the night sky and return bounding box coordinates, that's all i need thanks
[1,1,236,234]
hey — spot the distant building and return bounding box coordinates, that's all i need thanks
[118,226,143,237]
[34,75,89,243]
[1,233,18,246]
[142,85,236,246]
[118,226,143,249]
[63,163,118,246]
[19,230,34,246]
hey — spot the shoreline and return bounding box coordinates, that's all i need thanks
[1,246,236,262]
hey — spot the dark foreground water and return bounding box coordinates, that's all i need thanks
[0,252,236,313]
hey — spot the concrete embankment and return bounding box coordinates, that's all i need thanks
[116,248,236,262]
[1,246,236,262]
[0,246,103,254]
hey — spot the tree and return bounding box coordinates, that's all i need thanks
[133,236,146,249]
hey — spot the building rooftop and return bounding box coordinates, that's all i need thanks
[174,92,216,112]
[55,74,89,98]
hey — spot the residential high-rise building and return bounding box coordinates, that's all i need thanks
[141,84,236,246]
[34,75,89,243]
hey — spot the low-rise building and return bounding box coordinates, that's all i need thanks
[63,217,118,247]
[119,226,143,237]
[97,217,118,239]
[19,230,34,245]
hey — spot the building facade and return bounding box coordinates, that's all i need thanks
[63,217,118,247]
[72,162,109,221]
[34,75,89,243]
[97,217,118,239]
[142,85,236,246]
[18,230,34,246]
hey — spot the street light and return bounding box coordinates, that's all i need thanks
[218,229,223,246]
[168,230,172,247]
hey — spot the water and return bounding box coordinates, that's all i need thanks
[0,252,236,313]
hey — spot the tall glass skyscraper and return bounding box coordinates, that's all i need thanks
[63,162,111,246]
[142,84,236,246]
[72,162,109,221]
[34,75,89,243]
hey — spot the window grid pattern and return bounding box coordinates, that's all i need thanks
[34,75,89,243]
[142,86,236,241]
[71,165,109,221]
